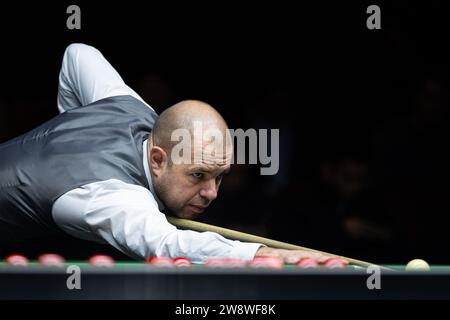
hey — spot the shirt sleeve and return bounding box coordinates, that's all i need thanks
[57,43,153,113]
[51,179,262,262]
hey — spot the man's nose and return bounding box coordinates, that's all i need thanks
[199,180,218,202]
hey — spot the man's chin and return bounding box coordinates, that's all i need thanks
[176,207,201,220]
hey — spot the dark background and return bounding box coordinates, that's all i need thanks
[1,1,449,264]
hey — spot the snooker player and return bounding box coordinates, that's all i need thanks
[0,43,329,264]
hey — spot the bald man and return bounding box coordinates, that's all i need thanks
[0,43,328,263]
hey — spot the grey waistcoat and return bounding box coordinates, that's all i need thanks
[0,95,158,244]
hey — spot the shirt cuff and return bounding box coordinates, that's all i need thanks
[229,241,265,261]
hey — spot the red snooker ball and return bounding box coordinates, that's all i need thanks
[173,257,192,267]
[4,254,29,266]
[87,254,115,267]
[323,258,348,269]
[146,256,174,267]
[37,253,65,267]
[295,257,319,268]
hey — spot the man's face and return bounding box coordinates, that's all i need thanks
[150,129,232,219]
[157,161,230,219]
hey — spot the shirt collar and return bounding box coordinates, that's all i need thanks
[143,139,165,211]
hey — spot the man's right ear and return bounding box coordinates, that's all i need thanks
[149,146,168,177]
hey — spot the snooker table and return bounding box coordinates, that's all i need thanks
[1,261,450,299]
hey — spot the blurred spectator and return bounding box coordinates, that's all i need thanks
[371,70,450,263]
[271,147,392,262]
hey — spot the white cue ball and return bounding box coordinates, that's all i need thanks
[405,259,430,271]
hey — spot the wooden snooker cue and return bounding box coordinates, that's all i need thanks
[166,215,388,269]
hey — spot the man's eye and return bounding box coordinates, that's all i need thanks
[192,172,203,179]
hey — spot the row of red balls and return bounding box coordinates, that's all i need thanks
[2,253,115,267]
[2,254,348,269]
[1,254,194,267]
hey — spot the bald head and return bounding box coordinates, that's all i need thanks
[151,100,229,152]
[147,100,232,218]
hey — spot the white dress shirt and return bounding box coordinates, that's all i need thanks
[51,43,262,262]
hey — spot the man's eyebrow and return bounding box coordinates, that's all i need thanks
[189,166,210,172]
[189,165,231,175]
